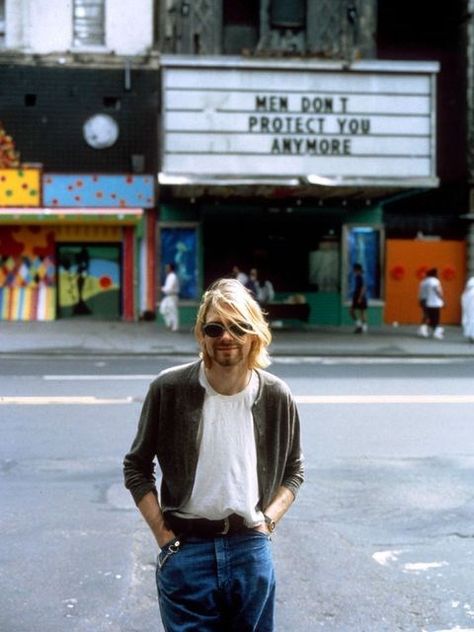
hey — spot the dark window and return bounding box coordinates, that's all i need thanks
[270,0,305,30]
[223,0,259,54]
[223,1,259,26]
[24,94,37,107]
[103,96,121,110]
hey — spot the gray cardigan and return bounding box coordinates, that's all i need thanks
[123,360,304,514]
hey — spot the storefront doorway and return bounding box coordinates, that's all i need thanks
[384,239,466,325]
[56,243,122,319]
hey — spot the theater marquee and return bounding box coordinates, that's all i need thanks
[160,56,439,187]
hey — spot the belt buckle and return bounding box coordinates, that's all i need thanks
[218,517,230,535]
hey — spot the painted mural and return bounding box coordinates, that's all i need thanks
[0,168,41,206]
[43,174,155,208]
[161,227,198,300]
[0,123,20,168]
[346,226,382,301]
[57,244,121,319]
[0,226,55,320]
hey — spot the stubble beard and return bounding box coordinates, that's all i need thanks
[213,345,244,368]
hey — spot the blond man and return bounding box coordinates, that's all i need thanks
[124,278,304,631]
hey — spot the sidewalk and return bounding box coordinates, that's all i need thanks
[1,319,473,357]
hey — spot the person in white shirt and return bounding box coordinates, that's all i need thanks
[258,277,275,305]
[423,268,445,339]
[417,274,431,337]
[231,265,248,286]
[461,277,474,342]
[159,263,180,332]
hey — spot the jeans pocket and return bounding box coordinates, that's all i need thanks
[158,537,182,570]
[247,530,272,544]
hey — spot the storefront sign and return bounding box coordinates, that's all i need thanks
[161,57,439,186]
[0,168,41,206]
[43,174,155,208]
[0,208,143,224]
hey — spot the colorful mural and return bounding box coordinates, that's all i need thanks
[0,226,56,320]
[346,226,382,301]
[43,174,155,208]
[0,168,41,206]
[0,123,20,168]
[57,244,121,319]
[161,226,199,300]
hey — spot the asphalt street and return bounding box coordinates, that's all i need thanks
[2,354,474,631]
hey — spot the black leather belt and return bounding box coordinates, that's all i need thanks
[165,512,251,538]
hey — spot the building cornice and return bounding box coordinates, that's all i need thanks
[0,50,160,69]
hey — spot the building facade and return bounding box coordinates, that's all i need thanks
[0,0,471,326]
[156,0,469,328]
[0,0,159,321]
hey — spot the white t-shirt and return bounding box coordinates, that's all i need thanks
[236,272,248,286]
[418,278,429,302]
[424,276,444,308]
[178,364,264,527]
[162,271,180,296]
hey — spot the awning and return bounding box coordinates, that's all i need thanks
[156,176,427,203]
[0,207,144,225]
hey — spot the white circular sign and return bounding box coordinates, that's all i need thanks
[83,114,119,149]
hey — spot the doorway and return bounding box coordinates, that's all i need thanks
[56,243,122,319]
[384,239,466,325]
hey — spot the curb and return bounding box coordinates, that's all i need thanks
[1,348,473,359]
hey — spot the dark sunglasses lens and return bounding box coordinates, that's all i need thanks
[203,324,225,337]
[229,323,250,336]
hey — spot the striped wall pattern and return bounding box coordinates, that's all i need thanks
[0,286,55,320]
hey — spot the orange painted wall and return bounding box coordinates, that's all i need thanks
[384,240,466,325]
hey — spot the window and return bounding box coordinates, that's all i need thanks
[0,0,5,47]
[73,0,105,48]
[223,1,259,54]
[160,225,199,300]
[270,0,305,30]
[343,225,384,301]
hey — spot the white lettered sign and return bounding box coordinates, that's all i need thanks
[161,57,439,186]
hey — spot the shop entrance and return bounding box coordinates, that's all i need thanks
[202,206,341,294]
[384,239,466,325]
[56,243,122,319]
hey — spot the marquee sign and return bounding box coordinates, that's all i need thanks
[161,57,439,187]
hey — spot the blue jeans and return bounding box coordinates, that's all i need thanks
[156,531,275,631]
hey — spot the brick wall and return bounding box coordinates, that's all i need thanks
[0,64,159,173]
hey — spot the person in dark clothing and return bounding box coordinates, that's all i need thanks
[245,267,260,299]
[350,263,368,333]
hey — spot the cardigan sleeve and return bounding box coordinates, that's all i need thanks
[281,395,304,498]
[123,381,160,506]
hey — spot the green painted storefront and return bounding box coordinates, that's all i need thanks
[158,201,384,328]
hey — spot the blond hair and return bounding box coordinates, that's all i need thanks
[195,278,272,369]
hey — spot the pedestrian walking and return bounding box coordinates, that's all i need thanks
[159,263,180,332]
[423,267,445,339]
[461,276,474,342]
[350,263,368,333]
[123,278,304,631]
[417,273,430,338]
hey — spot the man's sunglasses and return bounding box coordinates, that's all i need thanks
[202,321,253,338]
